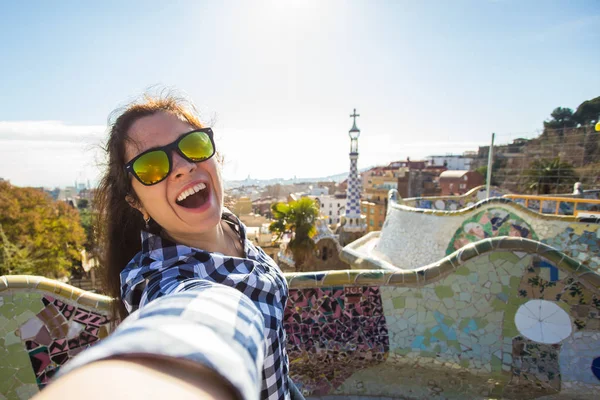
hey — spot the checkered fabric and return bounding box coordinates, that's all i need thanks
[58,281,266,400]
[119,211,290,400]
[345,156,361,217]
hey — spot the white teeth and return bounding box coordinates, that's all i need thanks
[177,183,207,202]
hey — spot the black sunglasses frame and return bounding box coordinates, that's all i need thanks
[124,128,216,186]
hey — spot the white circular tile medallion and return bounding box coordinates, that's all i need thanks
[515,300,572,344]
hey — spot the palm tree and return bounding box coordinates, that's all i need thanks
[269,197,319,271]
[522,158,578,195]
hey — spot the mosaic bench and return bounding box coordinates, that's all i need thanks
[347,193,600,275]
[1,237,600,399]
[399,185,510,211]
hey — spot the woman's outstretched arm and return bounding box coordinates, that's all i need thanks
[34,281,266,400]
[35,357,238,400]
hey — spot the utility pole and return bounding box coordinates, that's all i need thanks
[486,133,495,199]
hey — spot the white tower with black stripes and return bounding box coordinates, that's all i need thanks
[342,109,366,235]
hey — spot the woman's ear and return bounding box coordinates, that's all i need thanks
[125,194,147,218]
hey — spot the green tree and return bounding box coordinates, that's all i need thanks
[77,198,89,209]
[0,225,35,276]
[475,166,487,182]
[573,96,600,126]
[79,208,95,252]
[543,107,577,132]
[522,158,578,195]
[0,181,86,278]
[269,197,319,272]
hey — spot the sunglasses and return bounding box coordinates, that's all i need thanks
[124,128,216,186]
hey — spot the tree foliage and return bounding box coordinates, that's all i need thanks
[0,181,86,278]
[77,198,89,209]
[0,225,35,275]
[522,158,578,195]
[544,96,600,133]
[543,107,577,132]
[573,96,600,126]
[269,197,319,271]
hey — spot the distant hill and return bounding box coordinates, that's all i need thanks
[224,167,374,189]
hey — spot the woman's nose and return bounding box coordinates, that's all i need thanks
[171,151,197,179]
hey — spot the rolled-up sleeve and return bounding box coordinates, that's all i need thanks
[57,280,266,400]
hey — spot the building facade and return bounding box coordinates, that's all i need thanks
[428,154,474,170]
[314,195,346,225]
[439,170,485,195]
[361,201,386,232]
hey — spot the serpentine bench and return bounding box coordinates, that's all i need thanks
[2,236,599,399]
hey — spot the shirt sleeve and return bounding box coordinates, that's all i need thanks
[57,280,266,400]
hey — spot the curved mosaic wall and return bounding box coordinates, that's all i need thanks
[399,186,510,211]
[1,238,600,399]
[0,277,111,399]
[447,208,538,255]
[369,197,600,274]
[400,186,600,216]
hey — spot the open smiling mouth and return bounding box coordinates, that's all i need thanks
[176,182,210,209]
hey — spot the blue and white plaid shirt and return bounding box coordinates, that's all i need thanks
[120,211,290,400]
[59,282,266,400]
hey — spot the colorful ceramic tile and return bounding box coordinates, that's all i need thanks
[447,208,538,255]
[284,286,389,395]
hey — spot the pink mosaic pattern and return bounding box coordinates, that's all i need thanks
[284,286,389,395]
[25,295,112,388]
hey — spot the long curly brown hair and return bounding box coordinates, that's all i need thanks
[94,93,204,320]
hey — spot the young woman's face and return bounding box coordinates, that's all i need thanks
[124,111,223,237]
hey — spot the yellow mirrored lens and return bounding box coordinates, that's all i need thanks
[179,131,214,160]
[133,151,169,184]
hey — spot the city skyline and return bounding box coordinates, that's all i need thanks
[1,0,598,187]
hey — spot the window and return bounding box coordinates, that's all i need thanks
[370,220,374,226]
[337,203,340,208]
[329,218,332,223]
[329,211,332,216]
[329,203,332,207]
[370,208,374,214]
[321,203,324,208]
[459,184,466,189]
[380,209,383,215]
[362,207,367,212]
[379,221,383,227]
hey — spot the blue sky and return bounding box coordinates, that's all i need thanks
[0,0,598,187]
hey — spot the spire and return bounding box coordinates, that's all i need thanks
[349,108,360,132]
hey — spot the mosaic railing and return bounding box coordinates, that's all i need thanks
[2,237,600,399]
[399,185,510,211]
[399,186,600,216]
[360,195,600,274]
[504,194,600,217]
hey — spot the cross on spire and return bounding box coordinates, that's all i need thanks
[349,108,360,134]
[350,108,360,124]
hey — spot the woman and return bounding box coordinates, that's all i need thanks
[41,93,302,400]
